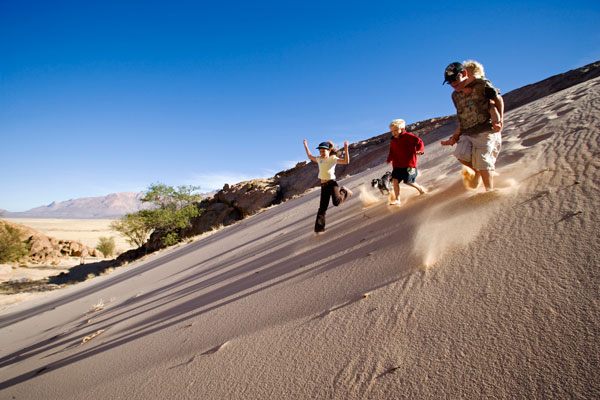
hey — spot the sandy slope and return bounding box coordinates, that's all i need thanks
[0,78,598,399]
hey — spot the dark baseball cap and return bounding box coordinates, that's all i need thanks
[443,62,464,84]
[316,142,332,150]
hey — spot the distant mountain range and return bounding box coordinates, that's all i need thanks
[1,193,152,219]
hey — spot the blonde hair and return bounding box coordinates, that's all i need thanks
[463,60,485,78]
[390,119,405,129]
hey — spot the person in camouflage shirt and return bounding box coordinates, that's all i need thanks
[441,62,504,191]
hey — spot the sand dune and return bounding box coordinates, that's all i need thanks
[0,78,598,399]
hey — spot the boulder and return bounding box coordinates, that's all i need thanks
[185,201,240,236]
[216,179,280,216]
[1,220,99,265]
[274,161,320,202]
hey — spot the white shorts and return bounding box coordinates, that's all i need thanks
[454,131,502,170]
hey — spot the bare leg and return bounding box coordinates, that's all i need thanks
[405,182,426,194]
[460,163,480,189]
[458,159,473,169]
[479,170,494,191]
[391,179,400,204]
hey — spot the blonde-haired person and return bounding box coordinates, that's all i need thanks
[462,59,503,132]
[441,61,504,191]
[303,139,352,234]
[463,59,485,78]
[386,119,426,205]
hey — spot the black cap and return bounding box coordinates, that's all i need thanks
[316,142,332,150]
[443,62,464,84]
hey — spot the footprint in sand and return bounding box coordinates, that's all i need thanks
[559,108,576,117]
[518,124,545,139]
[169,355,196,369]
[522,132,554,147]
[570,93,586,101]
[496,149,525,166]
[202,341,229,355]
[551,101,574,111]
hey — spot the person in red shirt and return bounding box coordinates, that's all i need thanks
[386,119,426,205]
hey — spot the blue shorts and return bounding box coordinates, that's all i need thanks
[392,167,418,183]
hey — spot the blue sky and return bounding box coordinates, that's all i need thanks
[1,0,599,212]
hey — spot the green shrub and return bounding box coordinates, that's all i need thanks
[161,232,180,247]
[96,236,116,257]
[0,223,30,263]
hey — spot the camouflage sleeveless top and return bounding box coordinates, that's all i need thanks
[452,78,500,136]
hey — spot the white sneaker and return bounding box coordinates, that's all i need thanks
[341,186,353,198]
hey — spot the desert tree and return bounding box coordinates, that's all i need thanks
[141,183,204,246]
[110,212,153,248]
[112,183,204,248]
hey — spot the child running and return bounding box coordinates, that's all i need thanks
[386,119,426,205]
[303,139,352,234]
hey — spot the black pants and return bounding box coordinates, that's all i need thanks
[315,180,348,232]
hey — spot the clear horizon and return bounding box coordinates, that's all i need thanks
[2,0,599,212]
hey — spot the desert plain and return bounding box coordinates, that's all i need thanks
[3,218,133,253]
[0,218,134,307]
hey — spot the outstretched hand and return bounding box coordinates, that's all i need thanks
[441,137,457,146]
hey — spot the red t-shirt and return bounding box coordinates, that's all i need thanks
[386,131,424,168]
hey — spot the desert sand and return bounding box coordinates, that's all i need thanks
[2,218,134,254]
[0,218,134,290]
[0,78,598,399]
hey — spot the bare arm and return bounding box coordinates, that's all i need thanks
[441,126,461,146]
[303,139,318,163]
[495,94,504,121]
[337,141,350,165]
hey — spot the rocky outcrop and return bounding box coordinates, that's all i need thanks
[1,220,100,265]
[216,179,280,216]
[191,201,240,231]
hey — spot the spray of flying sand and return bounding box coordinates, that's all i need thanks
[357,165,521,268]
[358,184,381,207]
[411,173,519,269]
